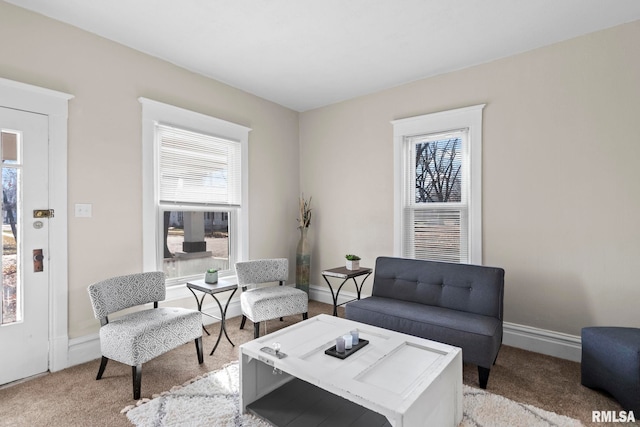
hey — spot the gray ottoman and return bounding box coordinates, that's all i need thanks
[581,327,640,413]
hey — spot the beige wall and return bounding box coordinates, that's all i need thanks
[0,3,300,338]
[2,1,639,343]
[300,20,640,336]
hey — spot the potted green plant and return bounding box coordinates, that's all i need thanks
[205,268,218,284]
[345,254,361,271]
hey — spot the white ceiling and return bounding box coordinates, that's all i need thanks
[6,0,640,111]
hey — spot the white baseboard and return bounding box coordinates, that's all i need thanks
[68,332,102,367]
[309,283,357,307]
[66,286,582,369]
[503,322,581,362]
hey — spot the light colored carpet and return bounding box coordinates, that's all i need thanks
[124,362,584,427]
[124,362,267,427]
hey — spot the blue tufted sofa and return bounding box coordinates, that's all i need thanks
[345,256,505,389]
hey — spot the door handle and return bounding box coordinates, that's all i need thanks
[33,249,44,272]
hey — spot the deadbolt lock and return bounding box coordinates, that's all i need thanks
[33,209,55,218]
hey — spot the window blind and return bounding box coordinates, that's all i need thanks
[402,207,468,263]
[157,124,241,206]
[402,129,469,263]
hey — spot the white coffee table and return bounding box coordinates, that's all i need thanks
[240,314,462,427]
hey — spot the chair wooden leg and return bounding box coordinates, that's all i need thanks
[132,365,142,400]
[303,312,308,320]
[254,322,260,339]
[96,356,109,380]
[478,366,490,389]
[240,315,247,330]
[195,336,204,364]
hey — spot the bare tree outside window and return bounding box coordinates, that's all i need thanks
[415,137,462,203]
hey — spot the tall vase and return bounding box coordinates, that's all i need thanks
[296,227,311,294]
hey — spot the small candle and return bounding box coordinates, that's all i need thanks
[272,342,281,355]
[343,334,353,350]
[350,330,359,345]
[336,337,345,353]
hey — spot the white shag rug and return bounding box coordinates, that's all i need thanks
[123,362,583,427]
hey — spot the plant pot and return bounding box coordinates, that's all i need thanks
[346,260,359,270]
[204,271,218,284]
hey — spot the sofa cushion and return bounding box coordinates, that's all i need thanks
[346,296,502,368]
[100,307,202,366]
[240,285,308,323]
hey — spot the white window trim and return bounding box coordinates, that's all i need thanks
[139,98,250,298]
[392,104,485,264]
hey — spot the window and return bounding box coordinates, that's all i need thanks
[140,98,250,289]
[392,104,484,264]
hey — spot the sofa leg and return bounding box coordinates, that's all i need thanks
[240,315,247,330]
[478,366,491,389]
[254,322,260,339]
[303,312,308,320]
[132,364,142,400]
[195,336,204,364]
[96,356,109,380]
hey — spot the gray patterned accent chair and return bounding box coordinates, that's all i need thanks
[236,258,308,338]
[87,271,203,400]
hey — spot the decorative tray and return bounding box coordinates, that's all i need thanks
[324,339,369,359]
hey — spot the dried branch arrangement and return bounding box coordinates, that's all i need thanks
[298,195,312,229]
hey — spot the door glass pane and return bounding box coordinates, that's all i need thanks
[2,131,21,325]
[162,210,230,281]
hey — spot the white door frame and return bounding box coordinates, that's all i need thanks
[0,77,73,372]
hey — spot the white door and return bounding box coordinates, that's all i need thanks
[0,106,50,385]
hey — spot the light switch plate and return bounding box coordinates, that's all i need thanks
[75,203,92,218]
